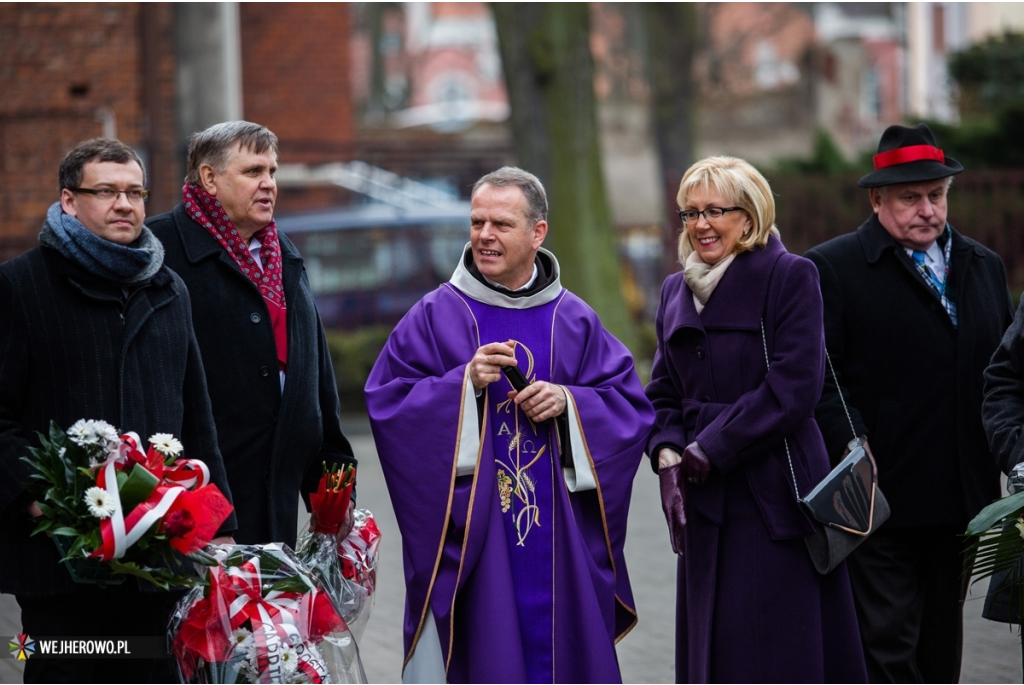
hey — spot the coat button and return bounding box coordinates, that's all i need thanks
[250,312,262,324]
[260,366,270,377]
[696,345,704,360]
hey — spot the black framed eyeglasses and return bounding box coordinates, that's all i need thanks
[69,187,150,203]
[678,206,742,224]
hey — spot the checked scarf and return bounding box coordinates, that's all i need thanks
[909,227,957,329]
[182,184,288,370]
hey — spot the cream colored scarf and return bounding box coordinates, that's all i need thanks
[683,251,736,314]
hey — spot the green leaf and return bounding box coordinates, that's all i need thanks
[267,575,314,595]
[967,528,1024,584]
[107,559,200,590]
[29,520,52,536]
[118,465,159,511]
[185,548,220,566]
[966,490,1024,534]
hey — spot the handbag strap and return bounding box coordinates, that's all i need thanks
[760,319,802,499]
[761,319,864,503]
[824,351,859,443]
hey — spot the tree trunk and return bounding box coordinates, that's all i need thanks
[491,2,636,350]
[640,3,697,263]
[364,3,389,120]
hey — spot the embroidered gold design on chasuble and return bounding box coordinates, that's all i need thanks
[493,340,546,546]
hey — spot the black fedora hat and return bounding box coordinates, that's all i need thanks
[858,123,963,188]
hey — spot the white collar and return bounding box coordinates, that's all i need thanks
[449,243,562,309]
[481,263,539,292]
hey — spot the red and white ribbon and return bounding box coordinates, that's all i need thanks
[88,432,212,561]
[90,457,184,560]
[217,552,330,683]
[163,459,210,489]
[225,556,306,632]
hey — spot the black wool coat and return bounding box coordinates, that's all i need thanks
[0,246,236,597]
[982,297,1024,476]
[980,298,1024,623]
[805,214,1013,528]
[149,204,355,546]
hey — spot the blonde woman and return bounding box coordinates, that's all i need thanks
[645,156,866,682]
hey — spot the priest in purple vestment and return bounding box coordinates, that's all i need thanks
[365,167,654,684]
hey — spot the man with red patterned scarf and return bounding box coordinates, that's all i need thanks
[149,121,356,547]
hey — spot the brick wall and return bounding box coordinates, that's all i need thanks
[139,3,183,214]
[0,3,179,260]
[240,3,356,166]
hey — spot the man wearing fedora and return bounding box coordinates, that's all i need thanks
[806,123,1014,683]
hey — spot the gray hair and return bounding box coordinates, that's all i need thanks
[184,121,278,184]
[471,166,548,226]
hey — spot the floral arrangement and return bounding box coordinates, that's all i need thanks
[22,419,233,588]
[170,543,367,684]
[966,462,1024,617]
[297,464,381,641]
[308,463,356,535]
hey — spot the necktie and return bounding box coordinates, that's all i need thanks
[912,250,944,293]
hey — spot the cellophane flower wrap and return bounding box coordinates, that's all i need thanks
[21,419,233,588]
[296,465,381,641]
[169,543,368,684]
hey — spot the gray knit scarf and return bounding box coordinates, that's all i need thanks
[39,202,164,284]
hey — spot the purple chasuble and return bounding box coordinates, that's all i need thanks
[365,246,654,684]
[468,296,559,683]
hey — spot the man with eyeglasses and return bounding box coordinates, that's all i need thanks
[806,123,1014,683]
[149,121,356,548]
[0,138,236,683]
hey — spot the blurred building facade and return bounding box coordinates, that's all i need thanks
[0,2,356,261]
[905,2,1024,122]
[5,2,1024,264]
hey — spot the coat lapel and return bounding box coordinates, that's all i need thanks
[699,234,787,331]
[662,272,705,341]
[858,213,953,305]
[172,203,263,291]
[948,226,978,300]
[279,236,304,312]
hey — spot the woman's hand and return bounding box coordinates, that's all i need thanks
[682,442,712,485]
[658,447,683,471]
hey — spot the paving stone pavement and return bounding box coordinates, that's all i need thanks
[0,415,1021,683]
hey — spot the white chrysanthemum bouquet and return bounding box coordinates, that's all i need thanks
[22,419,233,588]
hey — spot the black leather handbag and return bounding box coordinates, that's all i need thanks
[761,321,890,574]
[799,436,890,574]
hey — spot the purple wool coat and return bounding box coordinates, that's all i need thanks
[646,235,867,683]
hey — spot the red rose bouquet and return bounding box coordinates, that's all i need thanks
[297,465,381,642]
[22,419,233,588]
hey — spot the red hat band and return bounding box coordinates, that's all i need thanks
[873,144,946,171]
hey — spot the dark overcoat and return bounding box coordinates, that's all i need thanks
[0,245,236,596]
[646,235,866,683]
[977,296,1024,622]
[806,215,1013,528]
[149,205,355,546]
